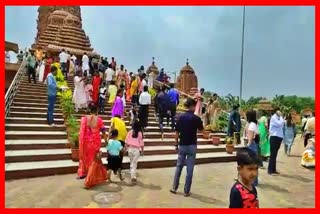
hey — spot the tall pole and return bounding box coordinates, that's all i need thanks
[239,6,246,110]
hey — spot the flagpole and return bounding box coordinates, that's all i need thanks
[239,6,246,110]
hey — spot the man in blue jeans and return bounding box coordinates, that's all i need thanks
[47,66,58,126]
[170,98,204,197]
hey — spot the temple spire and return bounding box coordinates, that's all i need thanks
[186,58,189,65]
[152,57,155,65]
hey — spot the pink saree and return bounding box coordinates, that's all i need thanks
[77,116,105,177]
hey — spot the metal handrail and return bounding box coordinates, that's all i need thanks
[154,79,230,115]
[5,59,27,117]
[154,79,247,131]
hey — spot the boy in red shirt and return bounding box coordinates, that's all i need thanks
[229,148,259,208]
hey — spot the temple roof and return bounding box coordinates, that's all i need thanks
[32,8,94,55]
[256,99,273,111]
[146,57,159,75]
[5,41,19,53]
[180,58,195,74]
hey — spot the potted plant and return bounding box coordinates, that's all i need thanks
[66,116,79,148]
[212,136,220,146]
[225,137,235,154]
[70,130,79,162]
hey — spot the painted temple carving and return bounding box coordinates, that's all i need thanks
[32,6,95,56]
[176,59,198,96]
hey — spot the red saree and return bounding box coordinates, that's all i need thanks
[43,58,53,82]
[92,76,101,105]
[77,116,105,177]
[125,74,131,101]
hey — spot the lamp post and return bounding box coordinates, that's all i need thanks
[239,6,246,110]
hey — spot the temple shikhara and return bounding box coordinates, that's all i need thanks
[176,59,199,96]
[31,6,96,57]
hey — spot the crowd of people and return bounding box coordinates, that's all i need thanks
[19,48,315,208]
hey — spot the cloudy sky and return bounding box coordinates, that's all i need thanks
[5,6,315,99]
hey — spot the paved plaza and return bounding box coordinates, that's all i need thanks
[5,137,315,208]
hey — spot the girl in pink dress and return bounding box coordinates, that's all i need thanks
[194,88,205,116]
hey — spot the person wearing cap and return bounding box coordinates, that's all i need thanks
[170,98,205,197]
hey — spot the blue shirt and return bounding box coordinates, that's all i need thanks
[176,111,203,145]
[107,139,123,156]
[47,73,57,96]
[269,114,285,138]
[167,88,179,105]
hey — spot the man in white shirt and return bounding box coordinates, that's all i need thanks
[268,108,285,175]
[105,64,115,91]
[138,85,151,130]
[82,52,89,77]
[59,49,69,79]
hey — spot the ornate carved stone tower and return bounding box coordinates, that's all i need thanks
[176,59,198,96]
[32,6,94,55]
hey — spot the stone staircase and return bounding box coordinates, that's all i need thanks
[5,75,237,180]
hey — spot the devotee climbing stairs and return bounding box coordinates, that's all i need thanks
[5,68,238,180]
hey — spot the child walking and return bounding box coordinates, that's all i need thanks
[229,148,259,208]
[106,129,125,181]
[85,78,93,113]
[125,120,144,183]
[99,81,107,114]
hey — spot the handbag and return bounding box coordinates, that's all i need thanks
[84,155,108,189]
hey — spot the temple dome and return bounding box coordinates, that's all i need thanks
[180,59,195,74]
[146,57,159,75]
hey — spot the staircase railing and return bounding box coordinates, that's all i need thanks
[5,59,27,117]
[154,79,247,132]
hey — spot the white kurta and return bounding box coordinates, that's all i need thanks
[72,76,87,109]
[82,55,89,71]
[148,72,154,89]
[38,60,46,82]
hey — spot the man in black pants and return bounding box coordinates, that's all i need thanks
[156,86,170,139]
[26,51,37,84]
[268,108,285,175]
[167,83,179,131]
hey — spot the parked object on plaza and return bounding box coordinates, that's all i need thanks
[301,137,315,168]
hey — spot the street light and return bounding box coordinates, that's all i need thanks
[239,6,246,110]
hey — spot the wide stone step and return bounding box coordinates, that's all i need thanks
[5,131,67,140]
[5,123,174,133]
[5,144,235,163]
[5,138,217,150]
[5,139,68,150]
[5,152,237,180]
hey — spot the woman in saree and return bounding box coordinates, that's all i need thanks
[72,70,87,112]
[207,94,220,131]
[125,71,132,102]
[108,80,118,104]
[194,88,205,116]
[258,111,270,161]
[43,55,53,82]
[92,71,101,106]
[77,104,107,179]
[130,76,138,106]
[111,89,124,118]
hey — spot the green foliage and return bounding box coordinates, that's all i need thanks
[66,116,80,148]
[272,95,315,113]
